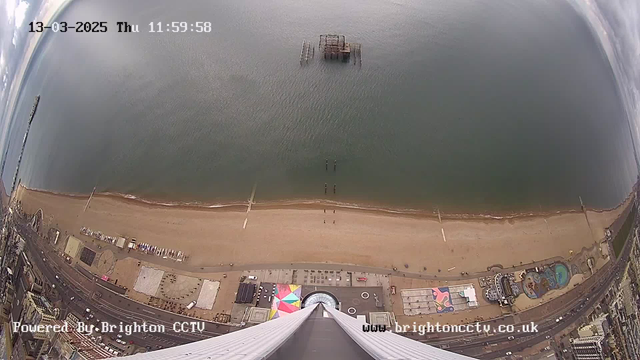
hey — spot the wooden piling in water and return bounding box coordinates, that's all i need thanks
[300,41,313,65]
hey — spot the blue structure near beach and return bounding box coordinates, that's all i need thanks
[522,263,571,299]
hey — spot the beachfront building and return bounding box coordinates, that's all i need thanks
[17,292,56,358]
[22,291,56,339]
[46,320,113,359]
[485,273,520,306]
[571,336,606,360]
[401,284,479,316]
[578,314,610,338]
[121,303,473,359]
[449,284,479,308]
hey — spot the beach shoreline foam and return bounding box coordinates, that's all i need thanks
[15,185,633,273]
[18,185,635,221]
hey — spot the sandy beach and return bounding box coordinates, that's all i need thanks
[16,186,632,274]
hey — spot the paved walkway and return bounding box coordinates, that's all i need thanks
[13,207,635,357]
[80,233,567,282]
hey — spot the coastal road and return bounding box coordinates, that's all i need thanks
[407,251,613,351]
[21,228,170,350]
[473,277,615,359]
[17,220,233,352]
[27,218,615,348]
[467,219,635,359]
[15,202,636,357]
[425,260,612,353]
[418,205,638,356]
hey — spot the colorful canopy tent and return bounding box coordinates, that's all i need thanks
[269,284,302,320]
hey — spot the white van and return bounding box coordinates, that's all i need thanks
[186,300,197,310]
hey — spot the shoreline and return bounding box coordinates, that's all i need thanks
[19,185,635,221]
[15,185,632,272]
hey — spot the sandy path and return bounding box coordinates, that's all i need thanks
[17,187,631,274]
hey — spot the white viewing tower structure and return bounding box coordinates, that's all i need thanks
[116,304,475,360]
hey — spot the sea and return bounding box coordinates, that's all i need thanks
[1,0,638,214]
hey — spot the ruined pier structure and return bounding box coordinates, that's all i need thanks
[319,34,362,65]
[300,35,362,66]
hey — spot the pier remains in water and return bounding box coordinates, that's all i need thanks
[319,34,362,65]
[300,35,362,66]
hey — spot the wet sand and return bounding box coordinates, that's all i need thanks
[16,186,632,274]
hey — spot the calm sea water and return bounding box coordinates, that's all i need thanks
[2,0,638,213]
